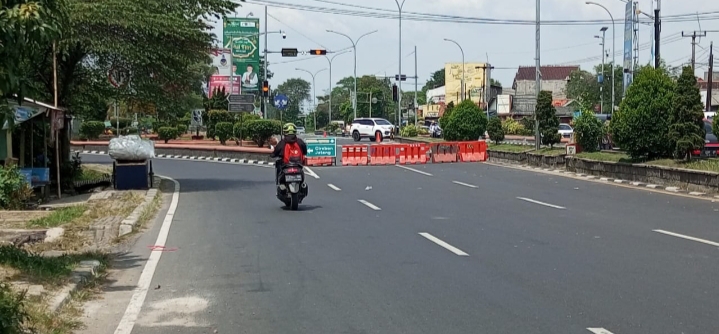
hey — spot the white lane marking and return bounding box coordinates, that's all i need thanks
[358,199,381,211]
[452,181,478,188]
[395,165,433,176]
[516,197,566,210]
[418,232,469,256]
[652,229,719,247]
[587,328,614,334]
[114,176,180,334]
[327,183,341,191]
[304,166,320,179]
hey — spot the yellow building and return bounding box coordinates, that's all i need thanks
[444,62,489,106]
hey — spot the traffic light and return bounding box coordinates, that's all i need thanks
[262,81,269,97]
[309,49,327,55]
[392,84,398,102]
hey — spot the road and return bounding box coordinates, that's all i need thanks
[80,154,719,333]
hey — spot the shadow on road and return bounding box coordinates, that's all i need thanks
[172,178,274,193]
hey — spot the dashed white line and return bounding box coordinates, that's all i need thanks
[587,328,614,334]
[418,232,469,256]
[358,199,381,211]
[452,181,478,188]
[304,166,320,179]
[395,165,433,176]
[652,229,719,247]
[516,197,566,210]
[327,183,341,191]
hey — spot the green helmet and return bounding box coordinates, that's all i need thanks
[283,122,297,135]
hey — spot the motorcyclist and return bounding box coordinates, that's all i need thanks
[271,123,308,184]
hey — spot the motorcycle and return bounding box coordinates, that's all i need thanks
[276,161,308,210]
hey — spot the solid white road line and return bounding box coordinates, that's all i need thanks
[587,328,614,334]
[304,166,320,179]
[358,199,381,211]
[114,176,180,334]
[395,165,433,176]
[452,181,478,188]
[327,183,341,191]
[516,197,566,210]
[652,229,719,247]
[418,232,469,256]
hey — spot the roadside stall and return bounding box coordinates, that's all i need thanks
[108,135,155,190]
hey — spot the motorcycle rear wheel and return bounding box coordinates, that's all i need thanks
[290,193,299,210]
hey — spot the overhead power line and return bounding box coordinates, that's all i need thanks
[244,0,719,26]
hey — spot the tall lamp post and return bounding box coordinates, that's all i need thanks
[296,67,327,131]
[444,38,465,101]
[325,50,351,126]
[393,0,406,128]
[586,1,615,112]
[595,26,608,114]
[326,29,378,120]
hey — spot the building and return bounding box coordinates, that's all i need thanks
[698,72,719,113]
[509,65,580,118]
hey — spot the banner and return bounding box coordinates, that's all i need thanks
[444,62,488,106]
[208,75,240,97]
[223,18,261,93]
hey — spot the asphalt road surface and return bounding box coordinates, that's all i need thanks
[80,154,719,334]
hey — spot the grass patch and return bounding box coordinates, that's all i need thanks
[0,246,108,286]
[488,143,533,153]
[75,167,107,182]
[26,206,86,228]
[531,147,567,156]
[398,136,445,143]
[646,158,719,173]
[136,190,161,231]
[576,151,637,163]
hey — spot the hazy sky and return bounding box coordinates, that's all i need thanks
[212,0,719,95]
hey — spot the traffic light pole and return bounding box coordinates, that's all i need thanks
[263,5,268,119]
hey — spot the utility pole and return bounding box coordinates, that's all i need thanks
[263,6,268,119]
[475,64,494,119]
[534,0,541,150]
[654,0,662,68]
[707,41,713,112]
[414,45,418,127]
[682,31,708,70]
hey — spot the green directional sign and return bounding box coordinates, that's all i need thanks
[305,138,336,158]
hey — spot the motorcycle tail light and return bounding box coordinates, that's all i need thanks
[286,167,300,173]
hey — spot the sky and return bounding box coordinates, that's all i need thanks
[212,0,719,97]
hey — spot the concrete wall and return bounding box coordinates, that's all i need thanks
[515,80,569,99]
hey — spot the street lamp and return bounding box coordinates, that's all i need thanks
[586,1,615,113]
[393,0,407,128]
[325,50,351,126]
[326,29,378,120]
[296,67,327,131]
[246,12,253,18]
[444,38,465,101]
[596,26,608,114]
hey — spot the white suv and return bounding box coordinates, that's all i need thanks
[350,118,395,142]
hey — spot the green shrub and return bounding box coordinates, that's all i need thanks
[486,117,505,144]
[669,66,705,159]
[79,121,105,139]
[208,110,233,124]
[610,65,675,159]
[536,90,561,147]
[215,122,234,144]
[176,124,188,134]
[714,119,719,140]
[417,126,429,135]
[157,127,179,143]
[0,282,30,334]
[442,100,487,141]
[573,110,603,152]
[0,165,33,210]
[245,120,282,147]
[519,117,535,136]
[109,117,132,129]
[501,118,524,135]
[439,101,455,128]
[399,124,419,137]
[122,127,138,135]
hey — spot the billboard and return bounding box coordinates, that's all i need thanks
[623,1,634,94]
[223,18,260,93]
[444,62,488,106]
[208,75,240,97]
[210,48,232,76]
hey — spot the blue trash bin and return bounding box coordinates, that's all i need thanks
[114,160,149,190]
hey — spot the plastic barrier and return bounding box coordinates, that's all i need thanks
[431,142,459,163]
[369,144,398,165]
[399,143,429,164]
[458,141,488,162]
[305,157,334,166]
[341,145,368,166]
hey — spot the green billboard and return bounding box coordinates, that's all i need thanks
[223,18,260,93]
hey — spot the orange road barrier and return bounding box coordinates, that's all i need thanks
[369,144,398,165]
[458,141,488,162]
[341,145,368,166]
[305,157,333,166]
[431,142,459,163]
[398,143,429,164]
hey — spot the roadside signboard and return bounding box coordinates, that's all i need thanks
[227,94,255,113]
[229,103,254,112]
[305,138,336,158]
[274,94,289,109]
[191,109,203,126]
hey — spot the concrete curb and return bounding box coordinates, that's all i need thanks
[118,182,160,237]
[74,150,272,166]
[489,161,719,200]
[48,260,101,313]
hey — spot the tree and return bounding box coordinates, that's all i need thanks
[565,64,624,113]
[573,109,603,152]
[536,90,561,147]
[421,68,445,99]
[490,78,502,87]
[439,101,455,128]
[274,78,311,123]
[486,116,504,144]
[610,65,675,159]
[442,100,487,141]
[669,66,705,160]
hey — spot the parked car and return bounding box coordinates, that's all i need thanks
[296,126,305,135]
[558,123,573,138]
[349,118,395,142]
[698,119,718,157]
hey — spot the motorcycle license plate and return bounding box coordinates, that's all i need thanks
[285,174,302,182]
